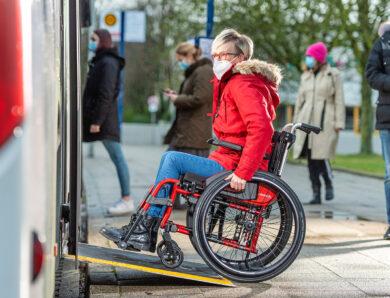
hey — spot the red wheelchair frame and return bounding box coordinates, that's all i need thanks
[113,122,321,282]
[137,175,278,255]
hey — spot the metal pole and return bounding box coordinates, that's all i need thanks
[68,0,82,256]
[118,11,126,128]
[206,0,214,38]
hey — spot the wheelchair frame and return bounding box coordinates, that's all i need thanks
[116,122,321,280]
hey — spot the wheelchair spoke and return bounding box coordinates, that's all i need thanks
[193,171,306,282]
[200,183,300,272]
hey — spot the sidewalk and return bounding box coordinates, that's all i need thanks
[83,143,390,297]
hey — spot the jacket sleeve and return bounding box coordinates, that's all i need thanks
[293,76,305,122]
[332,70,346,129]
[92,58,119,125]
[365,40,390,92]
[173,67,213,110]
[231,79,274,181]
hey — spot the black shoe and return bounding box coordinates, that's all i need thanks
[309,187,321,204]
[101,213,159,252]
[325,186,334,201]
[384,226,390,240]
[126,214,158,252]
[100,224,130,243]
[100,213,138,249]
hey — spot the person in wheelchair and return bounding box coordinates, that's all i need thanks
[101,28,282,252]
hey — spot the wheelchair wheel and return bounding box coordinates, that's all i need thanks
[186,203,200,253]
[192,171,305,283]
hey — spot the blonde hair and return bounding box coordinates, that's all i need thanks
[212,29,254,60]
[378,20,390,37]
[175,42,202,60]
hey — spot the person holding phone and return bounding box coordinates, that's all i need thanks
[163,42,213,158]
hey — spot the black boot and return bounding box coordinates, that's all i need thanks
[325,184,334,201]
[322,171,334,201]
[384,226,390,240]
[125,214,157,252]
[100,213,137,243]
[309,186,321,204]
[100,214,159,252]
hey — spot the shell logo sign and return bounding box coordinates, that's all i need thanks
[104,13,117,26]
[99,10,146,43]
[100,11,121,42]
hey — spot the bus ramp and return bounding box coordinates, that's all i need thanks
[68,243,234,287]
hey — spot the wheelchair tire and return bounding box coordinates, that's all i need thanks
[186,203,200,254]
[192,171,305,283]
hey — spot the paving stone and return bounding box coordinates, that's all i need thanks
[347,279,390,296]
[82,144,390,297]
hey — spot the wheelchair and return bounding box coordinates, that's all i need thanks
[115,123,320,283]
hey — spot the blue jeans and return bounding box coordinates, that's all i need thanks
[380,130,390,224]
[148,151,225,218]
[102,139,130,197]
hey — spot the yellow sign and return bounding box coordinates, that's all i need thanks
[104,14,117,26]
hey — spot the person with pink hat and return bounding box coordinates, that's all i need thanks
[293,41,346,205]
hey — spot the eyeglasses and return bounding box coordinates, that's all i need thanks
[211,52,240,60]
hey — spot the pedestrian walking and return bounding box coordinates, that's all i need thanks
[163,42,213,158]
[293,42,346,204]
[82,29,134,215]
[365,21,390,240]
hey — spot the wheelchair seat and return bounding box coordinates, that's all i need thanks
[180,129,294,195]
[181,171,231,188]
[181,170,258,200]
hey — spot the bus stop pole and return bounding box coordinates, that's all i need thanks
[118,11,126,128]
[206,0,214,38]
[68,0,82,257]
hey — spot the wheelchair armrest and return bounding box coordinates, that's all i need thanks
[207,138,242,152]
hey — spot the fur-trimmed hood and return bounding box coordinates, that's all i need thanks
[232,59,282,86]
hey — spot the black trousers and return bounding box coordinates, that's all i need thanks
[301,137,333,191]
[307,149,333,190]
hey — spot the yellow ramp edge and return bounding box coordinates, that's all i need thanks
[65,254,234,287]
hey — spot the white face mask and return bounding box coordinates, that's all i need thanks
[213,60,233,80]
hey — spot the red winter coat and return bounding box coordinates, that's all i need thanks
[208,59,282,181]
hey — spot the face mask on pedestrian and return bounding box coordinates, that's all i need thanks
[88,40,97,52]
[213,57,237,80]
[178,60,190,71]
[305,56,316,69]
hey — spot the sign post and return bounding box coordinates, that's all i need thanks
[99,10,121,41]
[206,0,214,38]
[147,95,159,124]
[117,11,125,128]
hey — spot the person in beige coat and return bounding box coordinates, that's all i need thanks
[293,42,345,204]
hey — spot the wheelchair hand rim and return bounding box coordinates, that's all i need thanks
[193,174,306,279]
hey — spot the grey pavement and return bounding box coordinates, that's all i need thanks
[83,143,390,297]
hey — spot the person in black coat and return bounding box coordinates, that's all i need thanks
[83,29,134,215]
[365,21,390,239]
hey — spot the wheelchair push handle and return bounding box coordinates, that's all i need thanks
[207,138,243,152]
[297,123,321,135]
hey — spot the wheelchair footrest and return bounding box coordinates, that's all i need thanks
[146,197,172,206]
